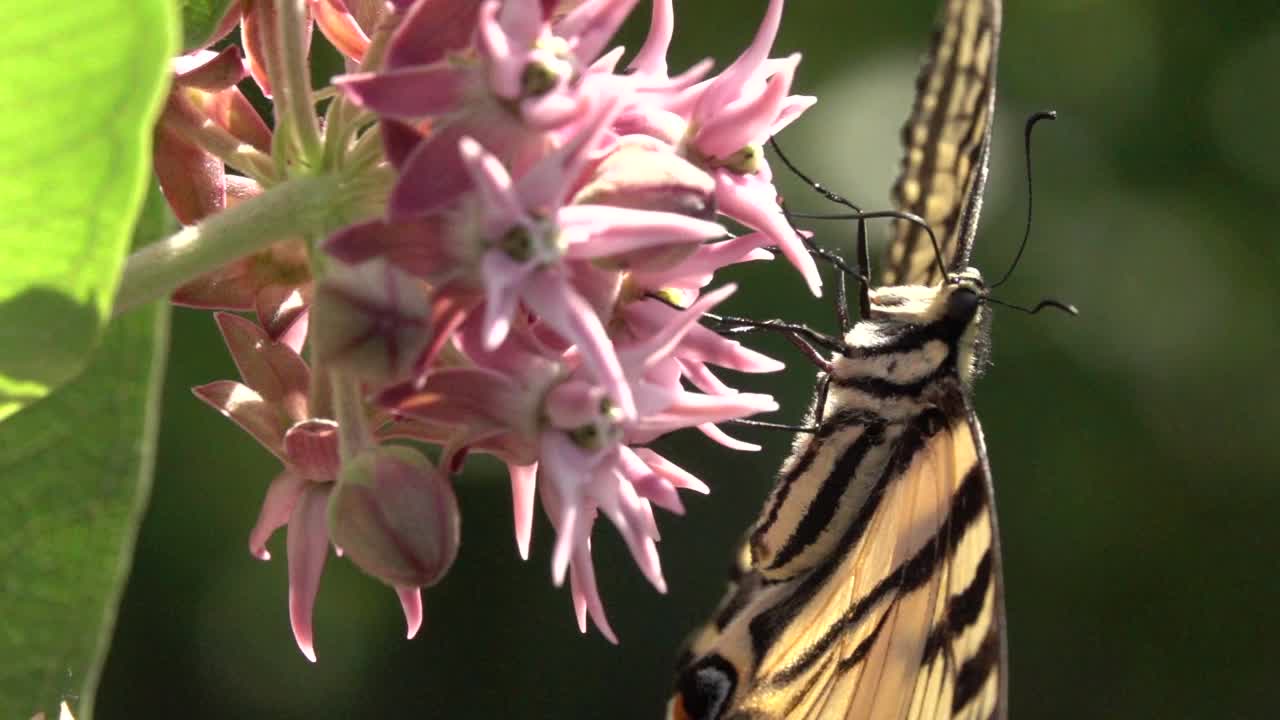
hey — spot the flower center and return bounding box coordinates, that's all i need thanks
[520,37,575,99]
[567,399,623,450]
[721,143,764,174]
[497,218,565,265]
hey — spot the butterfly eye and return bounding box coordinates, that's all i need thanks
[945,287,981,325]
[672,655,737,720]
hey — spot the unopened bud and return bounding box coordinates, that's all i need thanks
[311,258,430,384]
[328,446,460,588]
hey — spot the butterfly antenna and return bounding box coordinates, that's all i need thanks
[986,296,1078,316]
[790,206,947,283]
[991,110,1057,289]
[726,418,820,434]
[643,292,845,370]
[770,136,870,327]
[768,137,860,211]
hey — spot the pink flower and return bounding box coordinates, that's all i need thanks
[621,0,821,296]
[338,0,644,215]
[382,285,778,640]
[193,313,423,661]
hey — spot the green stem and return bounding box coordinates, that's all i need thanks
[330,370,373,461]
[274,0,323,166]
[113,174,379,316]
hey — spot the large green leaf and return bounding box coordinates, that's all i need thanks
[0,0,177,420]
[179,0,238,51]
[0,179,173,719]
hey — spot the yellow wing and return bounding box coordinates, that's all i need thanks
[670,405,1007,720]
[883,0,1002,287]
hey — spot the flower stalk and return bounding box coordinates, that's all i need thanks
[114,173,382,316]
[274,0,324,167]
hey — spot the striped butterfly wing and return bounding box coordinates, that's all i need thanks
[883,0,1002,286]
[670,280,1007,720]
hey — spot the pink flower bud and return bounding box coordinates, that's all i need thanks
[328,446,460,588]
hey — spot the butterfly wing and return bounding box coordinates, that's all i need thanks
[882,0,1002,287]
[670,397,1007,720]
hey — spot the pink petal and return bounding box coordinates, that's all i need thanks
[497,0,543,49]
[558,205,724,260]
[153,123,226,225]
[770,93,817,136]
[476,0,521,99]
[617,284,735,373]
[632,447,709,494]
[193,381,289,461]
[311,0,371,61]
[628,236,774,290]
[518,93,624,209]
[324,216,451,279]
[522,272,636,419]
[568,544,618,643]
[677,358,737,395]
[479,251,535,349]
[390,123,474,217]
[249,471,308,560]
[696,62,795,160]
[459,137,530,226]
[214,312,311,421]
[381,119,425,170]
[385,0,483,69]
[596,474,666,593]
[397,586,424,639]
[557,0,640,65]
[336,65,466,118]
[255,286,310,351]
[714,169,822,296]
[681,323,786,373]
[698,0,783,114]
[508,461,538,560]
[287,486,332,662]
[698,422,761,452]
[174,46,248,92]
[628,0,673,76]
[539,431,589,586]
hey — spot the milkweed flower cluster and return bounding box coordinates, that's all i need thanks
[159,0,814,660]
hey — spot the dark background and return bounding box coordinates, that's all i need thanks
[100,1,1280,718]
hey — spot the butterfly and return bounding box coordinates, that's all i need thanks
[667,0,1010,718]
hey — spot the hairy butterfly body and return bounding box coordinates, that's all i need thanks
[669,0,1007,718]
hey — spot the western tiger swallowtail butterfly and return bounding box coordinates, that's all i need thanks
[668,0,1017,717]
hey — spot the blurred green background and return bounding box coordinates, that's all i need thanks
[97,0,1280,718]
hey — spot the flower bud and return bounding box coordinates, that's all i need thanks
[311,258,431,384]
[328,446,460,588]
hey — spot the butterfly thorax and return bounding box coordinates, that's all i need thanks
[750,270,989,581]
[831,269,989,418]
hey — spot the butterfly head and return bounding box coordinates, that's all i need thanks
[837,267,992,394]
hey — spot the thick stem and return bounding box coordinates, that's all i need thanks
[330,370,373,461]
[113,174,379,315]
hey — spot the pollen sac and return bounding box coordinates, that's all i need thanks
[310,257,430,384]
[328,446,461,589]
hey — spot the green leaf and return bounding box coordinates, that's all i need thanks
[179,0,238,52]
[0,0,177,421]
[0,301,170,719]
[0,178,174,719]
